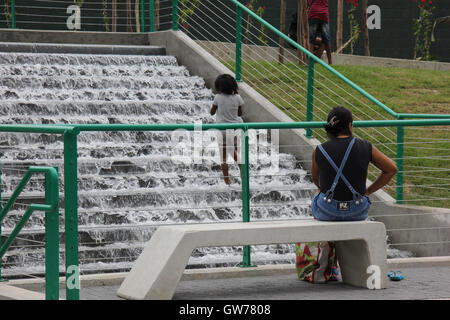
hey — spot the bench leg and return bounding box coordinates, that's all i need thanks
[117,228,193,300]
[335,239,388,289]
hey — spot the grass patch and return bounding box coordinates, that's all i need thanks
[331,65,450,114]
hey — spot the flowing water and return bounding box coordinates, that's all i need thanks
[0,50,318,277]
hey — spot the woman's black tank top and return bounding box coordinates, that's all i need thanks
[315,137,372,201]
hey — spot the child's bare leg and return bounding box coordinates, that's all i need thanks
[314,43,325,59]
[325,43,332,64]
[221,144,230,185]
[234,148,242,181]
[221,163,230,185]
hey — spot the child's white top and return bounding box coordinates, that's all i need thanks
[213,93,244,123]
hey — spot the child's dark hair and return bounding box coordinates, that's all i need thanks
[324,106,353,138]
[214,74,238,95]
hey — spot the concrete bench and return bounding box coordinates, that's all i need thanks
[117,219,388,300]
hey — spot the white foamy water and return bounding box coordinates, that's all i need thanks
[0,51,318,276]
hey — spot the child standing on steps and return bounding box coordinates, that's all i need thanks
[210,74,244,186]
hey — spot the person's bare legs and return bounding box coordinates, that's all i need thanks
[325,43,332,64]
[221,144,230,185]
[233,147,242,182]
[313,43,325,59]
[221,163,230,185]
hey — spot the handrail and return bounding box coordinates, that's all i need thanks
[227,0,399,118]
[0,124,78,134]
[49,119,450,132]
[0,166,59,300]
[229,0,450,121]
[397,113,450,119]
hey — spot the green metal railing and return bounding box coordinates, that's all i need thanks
[0,166,59,300]
[8,0,159,32]
[0,120,449,299]
[394,113,450,204]
[149,0,156,32]
[140,0,157,32]
[11,0,16,29]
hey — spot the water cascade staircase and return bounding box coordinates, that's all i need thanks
[0,43,317,277]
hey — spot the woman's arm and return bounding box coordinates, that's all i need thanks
[366,145,398,196]
[311,148,320,189]
[210,104,217,115]
[238,106,243,117]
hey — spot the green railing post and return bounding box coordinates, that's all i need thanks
[64,132,80,300]
[235,3,243,82]
[241,127,254,267]
[396,118,404,204]
[149,0,156,32]
[172,0,179,31]
[0,166,59,294]
[305,57,315,138]
[0,165,4,282]
[140,0,145,32]
[11,0,16,29]
[45,167,59,300]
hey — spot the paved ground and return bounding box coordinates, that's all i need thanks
[63,266,449,300]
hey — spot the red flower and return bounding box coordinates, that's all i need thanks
[412,0,433,5]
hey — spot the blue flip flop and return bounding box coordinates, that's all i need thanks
[387,271,404,281]
[329,266,340,281]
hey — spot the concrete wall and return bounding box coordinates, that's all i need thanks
[0,28,448,257]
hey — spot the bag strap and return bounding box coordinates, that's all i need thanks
[317,138,362,200]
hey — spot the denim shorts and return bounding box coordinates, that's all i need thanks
[308,18,330,45]
[311,192,369,221]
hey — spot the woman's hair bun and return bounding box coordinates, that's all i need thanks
[324,106,353,138]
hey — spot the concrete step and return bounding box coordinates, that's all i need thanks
[0,42,166,55]
[0,100,210,117]
[0,75,207,91]
[1,195,312,230]
[0,284,45,300]
[0,87,214,103]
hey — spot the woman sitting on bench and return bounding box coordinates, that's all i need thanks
[295,106,397,284]
[311,106,398,221]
